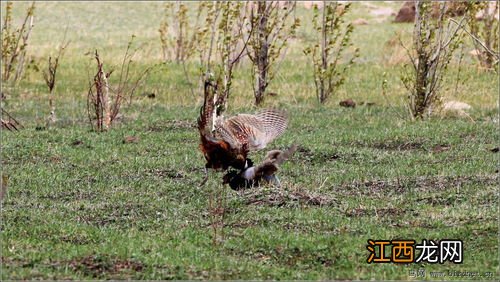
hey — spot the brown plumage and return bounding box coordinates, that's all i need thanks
[198,81,288,184]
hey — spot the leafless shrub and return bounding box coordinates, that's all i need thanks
[43,38,69,126]
[1,1,35,84]
[87,51,112,132]
[115,37,155,107]
[303,2,358,104]
[246,1,300,105]
[400,1,465,119]
[86,38,154,132]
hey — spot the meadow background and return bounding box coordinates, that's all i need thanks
[1,1,498,280]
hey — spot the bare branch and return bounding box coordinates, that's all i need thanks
[450,18,499,59]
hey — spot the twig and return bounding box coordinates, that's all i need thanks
[450,18,499,59]
[1,107,22,131]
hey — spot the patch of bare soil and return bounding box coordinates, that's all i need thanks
[432,144,451,153]
[240,186,339,207]
[311,152,341,163]
[1,256,33,268]
[71,139,84,146]
[416,194,468,207]
[225,245,338,269]
[69,255,143,278]
[59,233,94,245]
[296,145,313,155]
[371,141,424,151]
[295,145,349,163]
[147,119,195,132]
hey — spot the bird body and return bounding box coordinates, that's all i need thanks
[197,80,290,186]
[199,109,288,171]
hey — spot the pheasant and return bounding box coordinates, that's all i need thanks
[198,80,289,185]
[223,144,297,190]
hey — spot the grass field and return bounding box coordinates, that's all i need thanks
[1,1,499,280]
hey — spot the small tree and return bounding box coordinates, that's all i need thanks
[201,1,252,115]
[159,2,206,64]
[246,1,300,105]
[159,2,226,96]
[1,1,35,84]
[43,39,69,125]
[466,1,499,70]
[303,2,358,104]
[401,1,464,119]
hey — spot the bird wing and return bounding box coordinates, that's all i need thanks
[253,144,297,178]
[215,109,288,151]
[265,144,297,165]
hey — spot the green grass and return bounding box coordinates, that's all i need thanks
[1,1,499,280]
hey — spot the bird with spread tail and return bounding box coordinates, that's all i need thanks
[197,80,293,188]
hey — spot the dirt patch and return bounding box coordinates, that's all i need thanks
[432,144,451,153]
[69,255,143,278]
[372,141,424,151]
[60,234,94,245]
[226,245,338,270]
[71,139,93,149]
[296,145,314,157]
[310,152,341,163]
[416,194,468,207]
[295,146,346,163]
[240,186,338,207]
[147,119,195,132]
[71,139,84,146]
[1,256,33,268]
